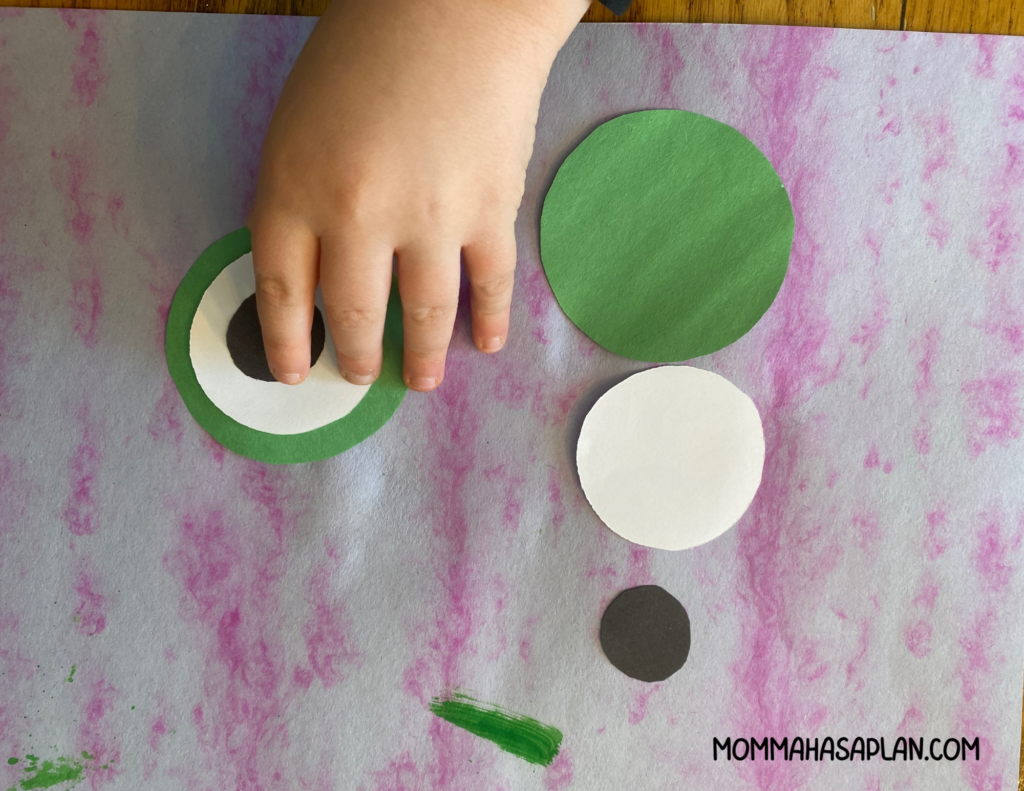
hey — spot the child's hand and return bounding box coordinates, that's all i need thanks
[249,0,588,391]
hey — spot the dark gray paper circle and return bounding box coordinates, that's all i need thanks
[599,585,690,682]
[226,293,325,382]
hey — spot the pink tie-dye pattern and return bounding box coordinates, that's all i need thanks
[300,556,362,688]
[911,326,941,454]
[634,26,685,106]
[73,560,108,636]
[850,232,891,367]
[924,504,950,560]
[728,26,842,790]
[163,464,302,788]
[230,18,302,216]
[50,145,105,347]
[961,372,1022,456]
[0,278,20,414]
[62,403,103,537]
[627,684,659,725]
[917,113,955,251]
[76,677,121,788]
[59,10,110,108]
[148,377,184,447]
[543,748,574,790]
[379,355,499,788]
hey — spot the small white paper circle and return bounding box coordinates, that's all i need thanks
[577,366,765,551]
[189,252,369,435]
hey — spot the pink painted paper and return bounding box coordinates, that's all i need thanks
[0,11,1022,790]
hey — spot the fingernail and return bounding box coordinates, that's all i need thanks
[480,336,504,352]
[407,376,437,390]
[343,371,377,386]
[277,372,302,385]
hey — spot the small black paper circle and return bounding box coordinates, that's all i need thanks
[226,293,326,382]
[599,585,691,682]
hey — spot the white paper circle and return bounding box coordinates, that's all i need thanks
[189,252,369,435]
[577,366,765,551]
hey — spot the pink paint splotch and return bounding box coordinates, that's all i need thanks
[971,509,1021,594]
[73,560,108,636]
[50,146,105,347]
[627,685,659,725]
[148,377,183,447]
[300,558,362,689]
[543,749,574,791]
[850,232,891,366]
[70,271,103,349]
[961,372,1022,456]
[76,677,121,787]
[59,10,110,108]
[62,404,103,537]
[910,326,940,454]
[635,25,686,106]
[51,147,96,246]
[924,504,949,560]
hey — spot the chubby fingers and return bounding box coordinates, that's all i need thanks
[319,231,394,385]
[250,218,319,385]
[463,233,516,354]
[398,241,461,392]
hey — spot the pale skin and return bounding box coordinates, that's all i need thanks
[249,0,591,392]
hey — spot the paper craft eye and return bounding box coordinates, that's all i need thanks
[166,229,405,464]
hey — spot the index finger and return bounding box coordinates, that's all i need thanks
[249,217,319,385]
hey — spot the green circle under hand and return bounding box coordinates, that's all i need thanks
[540,110,794,362]
[165,228,405,465]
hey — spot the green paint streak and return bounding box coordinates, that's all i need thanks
[429,694,562,767]
[6,755,84,791]
[66,666,75,683]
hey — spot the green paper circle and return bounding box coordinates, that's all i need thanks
[166,228,405,465]
[540,110,794,362]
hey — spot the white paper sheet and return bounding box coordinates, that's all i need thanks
[1,12,1022,790]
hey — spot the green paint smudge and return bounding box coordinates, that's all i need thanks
[66,666,75,683]
[429,694,562,767]
[5,754,85,791]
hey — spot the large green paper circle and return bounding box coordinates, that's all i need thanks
[166,228,405,465]
[540,110,794,362]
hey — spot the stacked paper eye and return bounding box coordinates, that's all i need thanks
[165,229,406,465]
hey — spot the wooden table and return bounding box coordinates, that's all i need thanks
[0,0,1020,784]
[0,0,1018,33]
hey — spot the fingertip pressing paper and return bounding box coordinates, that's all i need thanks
[577,365,765,551]
[540,109,794,363]
[166,228,405,464]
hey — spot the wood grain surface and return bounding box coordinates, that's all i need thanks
[0,0,1021,784]
[0,0,1020,34]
